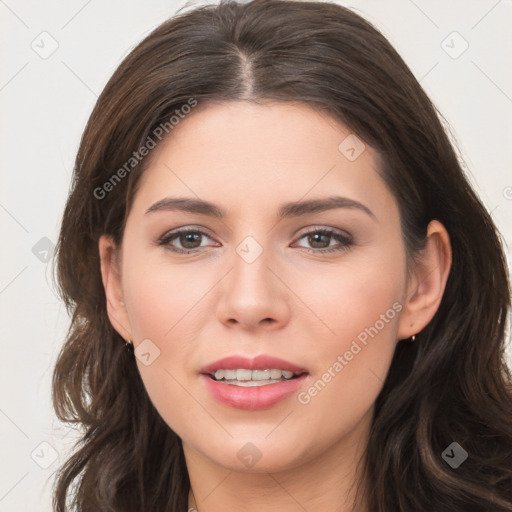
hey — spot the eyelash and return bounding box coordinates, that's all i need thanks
[157,226,354,255]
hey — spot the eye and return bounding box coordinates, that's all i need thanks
[293,227,354,253]
[157,227,217,254]
[156,226,354,255]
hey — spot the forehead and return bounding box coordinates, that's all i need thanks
[131,101,396,220]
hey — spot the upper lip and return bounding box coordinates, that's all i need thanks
[200,355,308,375]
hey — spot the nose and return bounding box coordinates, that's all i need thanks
[216,244,292,332]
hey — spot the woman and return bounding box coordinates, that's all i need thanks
[51,0,512,510]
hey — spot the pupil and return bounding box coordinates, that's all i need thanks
[181,232,200,249]
[309,233,329,248]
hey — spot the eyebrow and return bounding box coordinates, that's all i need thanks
[145,195,376,220]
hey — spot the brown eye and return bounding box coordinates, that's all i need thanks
[157,228,216,254]
[178,232,202,249]
[294,228,354,253]
[307,232,332,249]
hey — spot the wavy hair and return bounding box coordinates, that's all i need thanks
[51,0,512,510]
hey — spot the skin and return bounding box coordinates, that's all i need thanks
[99,101,452,512]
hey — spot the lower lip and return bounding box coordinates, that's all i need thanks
[201,373,309,410]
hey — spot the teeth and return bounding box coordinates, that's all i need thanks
[270,369,281,379]
[252,370,271,381]
[236,369,252,381]
[212,368,302,383]
[224,369,236,380]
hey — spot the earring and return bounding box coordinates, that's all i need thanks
[125,340,134,354]
[411,335,416,342]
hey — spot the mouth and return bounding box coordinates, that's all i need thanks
[200,354,308,384]
[199,354,310,410]
[206,368,307,387]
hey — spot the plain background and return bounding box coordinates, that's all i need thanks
[1,0,511,510]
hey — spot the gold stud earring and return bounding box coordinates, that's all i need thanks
[411,335,416,342]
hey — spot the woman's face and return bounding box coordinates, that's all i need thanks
[103,101,419,474]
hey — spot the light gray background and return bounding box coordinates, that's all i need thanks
[1,0,511,510]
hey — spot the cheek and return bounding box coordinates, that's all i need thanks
[296,248,404,347]
[122,247,210,340]
[120,249,217,434]
[292,251,404,419]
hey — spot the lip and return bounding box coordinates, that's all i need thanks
[201,373,309,410]
[200,354,307,374]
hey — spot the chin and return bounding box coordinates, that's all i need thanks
[196,438,312,474]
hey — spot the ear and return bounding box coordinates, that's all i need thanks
[397,220,452,340]
[98,234,133,342]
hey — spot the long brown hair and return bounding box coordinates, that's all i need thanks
[51,1,512,510]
